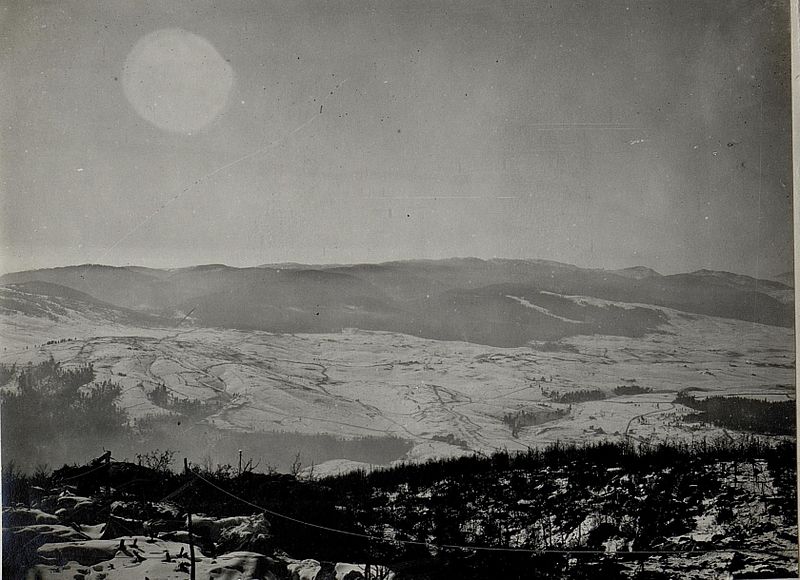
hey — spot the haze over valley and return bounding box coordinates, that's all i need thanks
[1,258,793,473]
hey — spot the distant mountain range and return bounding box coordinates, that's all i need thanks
[0,258,793,347]
[771,271,795,287]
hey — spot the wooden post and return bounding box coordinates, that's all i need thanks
[104,450,112,497]
[184,458,196,580]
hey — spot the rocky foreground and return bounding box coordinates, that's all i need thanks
[3,440,798,579]
[4,483,392,580]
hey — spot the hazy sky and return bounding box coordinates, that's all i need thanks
[0,0,792,277]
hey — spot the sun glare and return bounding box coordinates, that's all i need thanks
[122,28,234,134]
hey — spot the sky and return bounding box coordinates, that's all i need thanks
[0,0,793,277]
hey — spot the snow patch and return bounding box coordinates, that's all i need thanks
[505,295,582,323]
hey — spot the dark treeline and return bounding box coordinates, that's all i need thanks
[612,385,652,396]
[502,407,568,437]
[675,393,796,435]
[0,362,16,384]
[550,388,607,404]
[43,338,75,345]
[145,383,222,418]
[1,359,127,463]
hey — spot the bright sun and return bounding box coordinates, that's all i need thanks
[122,28,234,134]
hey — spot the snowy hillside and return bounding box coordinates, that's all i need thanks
[0,283,793,469]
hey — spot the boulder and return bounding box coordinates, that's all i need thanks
[207,551,283,580]
[283,558,394,580]
[3,507,59,527]
[110,499,181,521]
[193,515,260,543]
[37,540,120,566]
[8,524,89,545]
[4,524,90,574]
[335,563,367,580]
[287,558,322,580]
[100,515,144,539]
[54,495,103,524]
[143,517,185,537]
[217,514,271,553]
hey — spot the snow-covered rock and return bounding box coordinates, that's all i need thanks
[3,507,59,527]
[287,558,322,580]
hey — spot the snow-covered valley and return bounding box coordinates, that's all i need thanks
[1,283,793,473]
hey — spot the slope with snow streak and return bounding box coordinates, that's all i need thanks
[505,295,582,323]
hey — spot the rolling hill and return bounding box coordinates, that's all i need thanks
[0,282,164,327]
[1,259,792,347]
